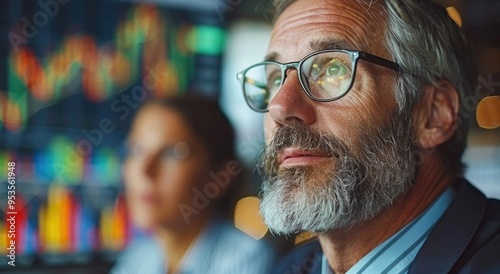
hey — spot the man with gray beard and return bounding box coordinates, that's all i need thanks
[236,0,500,273]
[259,112,416,234]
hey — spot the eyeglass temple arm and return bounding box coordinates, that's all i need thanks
[359,51,401,72]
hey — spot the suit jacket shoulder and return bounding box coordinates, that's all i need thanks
[273,179,500,274]
[409,179,500,274]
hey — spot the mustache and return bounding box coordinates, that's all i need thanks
[259,124,350,176]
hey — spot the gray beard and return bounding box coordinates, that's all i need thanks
[258,113,417,235]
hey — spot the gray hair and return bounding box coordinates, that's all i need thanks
[270,0,477,174]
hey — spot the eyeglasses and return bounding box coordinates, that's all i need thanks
[236,49,400,112]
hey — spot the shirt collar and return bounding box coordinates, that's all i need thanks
[176,216,225,274]
[322,187,455,274]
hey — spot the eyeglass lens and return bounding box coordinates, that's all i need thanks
[242,51,354,111]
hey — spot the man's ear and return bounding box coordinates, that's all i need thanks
[412,80,460,149]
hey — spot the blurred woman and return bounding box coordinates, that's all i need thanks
[112,95,275,274]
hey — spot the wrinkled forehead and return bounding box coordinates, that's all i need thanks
[269,0,389,60]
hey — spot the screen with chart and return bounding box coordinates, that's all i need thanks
[0,0,226,269]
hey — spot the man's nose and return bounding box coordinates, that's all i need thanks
[267,70,316,126]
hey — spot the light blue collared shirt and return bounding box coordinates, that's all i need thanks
[322,187,455,274]
[112,217,275,274]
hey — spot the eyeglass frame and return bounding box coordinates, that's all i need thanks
[236,48,401,113]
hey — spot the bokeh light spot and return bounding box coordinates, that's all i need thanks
[234,196,268,240]
[446,6,462,27]
[477,95,500,129]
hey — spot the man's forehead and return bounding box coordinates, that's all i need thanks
[272,0,385,25]
[264,38,355,62]
[268,0,387,61]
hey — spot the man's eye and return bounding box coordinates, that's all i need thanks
[266,72,281,89]
[271,77,281,88]
[326,60,348,77]
[310,59,350,79]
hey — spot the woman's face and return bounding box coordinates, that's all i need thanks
[123,104,212,231]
